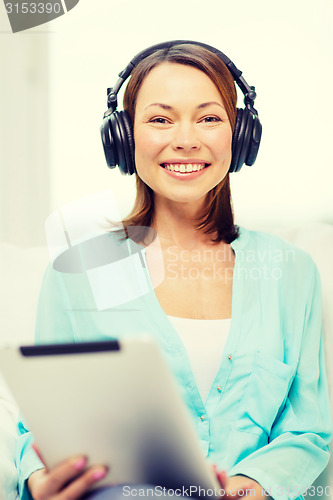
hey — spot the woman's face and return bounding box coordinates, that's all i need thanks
[133,62,233,207]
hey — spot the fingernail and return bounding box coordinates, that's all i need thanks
[240,484,255,496]
[32,443,44,464]
[92,468,107,481]
[73,457,86,470]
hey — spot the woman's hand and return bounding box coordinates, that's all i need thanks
[28,446,108,499]
[214,467,266,499]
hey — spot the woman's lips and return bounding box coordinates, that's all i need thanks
[160,162,210,179]
[161,162,209,173]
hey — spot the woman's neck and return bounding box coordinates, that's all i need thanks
[151,197,216,250]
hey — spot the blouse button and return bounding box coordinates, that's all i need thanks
[217,385,222,392]
[200,415,205,421]
[228,354,233,360]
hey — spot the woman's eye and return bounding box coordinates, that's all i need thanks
[149,117,169,124]
[201,116,222,123]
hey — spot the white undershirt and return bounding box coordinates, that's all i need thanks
[167,316,231,403]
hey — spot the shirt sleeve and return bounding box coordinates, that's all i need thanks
[16,419,44,500]
[16,265,75,499]
[228,262,333,500]
[0,385,20,500]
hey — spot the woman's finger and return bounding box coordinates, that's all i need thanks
[55,465,108,500]
[223,482,257,499]
[32,443,46,466]
[29,456,88,497]
[214,467,227,488]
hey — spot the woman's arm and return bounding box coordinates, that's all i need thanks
[0,383,19,500]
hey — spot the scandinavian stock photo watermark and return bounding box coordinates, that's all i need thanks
[122,484,332,498]
[3,0,80,33]
[122,485,257,498]
[163,245,297,283]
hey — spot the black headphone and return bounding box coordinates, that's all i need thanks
[101,40,262,174]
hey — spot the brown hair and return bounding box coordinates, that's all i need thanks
[121,43,239,244]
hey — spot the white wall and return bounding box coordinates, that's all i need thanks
[0,10,51,246]
[47,0,333,229]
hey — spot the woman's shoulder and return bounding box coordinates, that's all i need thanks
[234,226,318,276]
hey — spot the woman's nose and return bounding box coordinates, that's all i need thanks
[171,123,200,151]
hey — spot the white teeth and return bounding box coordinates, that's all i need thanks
[163,163,207,173]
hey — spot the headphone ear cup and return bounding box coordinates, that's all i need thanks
[100,115,118,168]
[245,116,262,166]
[230,108,244,173]
[236,107,252,171]
[118,111,136,175]
[230,108,260,172]
[110,112,128,174]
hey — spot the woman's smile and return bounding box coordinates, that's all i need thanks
[161,163,210,179]
[160,158,210,179]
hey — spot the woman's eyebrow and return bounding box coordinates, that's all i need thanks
[197,101,225,110]
[144,103,173,111]
[144,101,225,111]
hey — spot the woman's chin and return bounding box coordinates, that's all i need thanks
[154,190,210,208]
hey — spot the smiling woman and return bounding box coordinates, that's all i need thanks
[122,44,238,244]
[17,41,332,500]
[133,63,232,205]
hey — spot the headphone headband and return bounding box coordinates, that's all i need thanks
[105,40,257,116]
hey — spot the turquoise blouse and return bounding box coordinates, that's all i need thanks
[16,227,332,500]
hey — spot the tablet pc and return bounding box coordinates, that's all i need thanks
[0,337,220,497]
